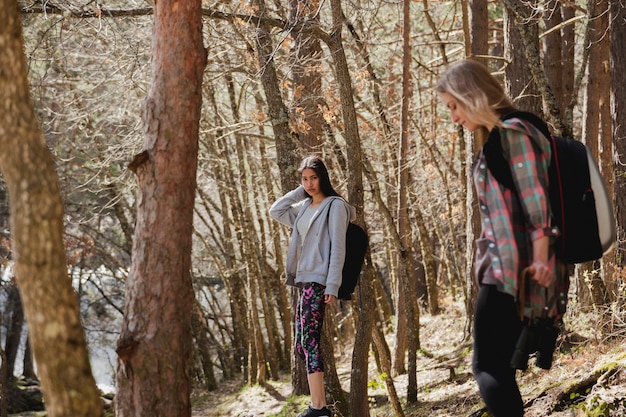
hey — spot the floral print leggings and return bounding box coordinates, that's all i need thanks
[295,282,326,374]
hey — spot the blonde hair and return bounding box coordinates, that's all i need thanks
[436,59,516,129]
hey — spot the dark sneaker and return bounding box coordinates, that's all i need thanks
[296,406,331,417]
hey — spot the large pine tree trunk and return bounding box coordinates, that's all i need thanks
[0,3,102,416]
[115,2,206,416]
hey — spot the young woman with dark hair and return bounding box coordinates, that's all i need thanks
[269,155,356,417]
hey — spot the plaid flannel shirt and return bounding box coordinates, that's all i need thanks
[474,118,564,318]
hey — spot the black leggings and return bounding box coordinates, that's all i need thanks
[472,284,524,417]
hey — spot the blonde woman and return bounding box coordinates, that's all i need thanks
[436,60,567,417]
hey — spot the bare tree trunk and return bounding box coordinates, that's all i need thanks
[254,2,300,194]
[611,0,626,273]
[325,0,372,414]
[191,302,218,391]
[22,335,36,380]
[289,0,324,149]
[115,2,206,416]
[206,78,250,380]
[371,321,405,417]
[258,136,292,373]
[4,283,23,380]
[231,126,268,384]
[468,0,488,60]
[250,0,305,393]
[0,310,7,417]
[583,0,612,306]
[400,0,420,403]
[465,0,488,340]
[503,2,541,113]
[503,0,568,134]
[562,3,576,115]
[412,202,439,316]
[321,309,348,416]
[543,0,564,115]
[392,268,408,375]
[0,3,102,416]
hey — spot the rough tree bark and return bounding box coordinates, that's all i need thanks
[584,0,611,306]
[561,3,576,116]
[502,0,568,135]
[611,0,626,272]
[191,302,217,391]
[289,0,324,149]
[543,0,564,115]
[325,0,372,414]
[205,80,250,380]
[4,283,24,380]
[503,2,542,114]
[464,0,489,339]
[400,0,421,404]
[0,2,102,416]
[115,1,206,416]
[251,0,305,393]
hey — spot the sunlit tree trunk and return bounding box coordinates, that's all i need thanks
[371,322,405,416]
[0,338,6,417]
[399,0,420,404]
[223,69,271,384]
[325,0,372,415]
[4,283,23,380]
[235,134,268,385]
[503,0,568,134]
[289,0,324,149]
[115,1,206,416]
[611,0,626,273]
[465,0,488,338]
[543,0,564,116]
[583,0,612,305]
[251,0,304,392]
[0,3,101,416]
[562,3,576,117]
[543,1,575,123]
[205,79,250,380]
[504,2,541,113]
[191,302,218,391]
[257,133,292,373]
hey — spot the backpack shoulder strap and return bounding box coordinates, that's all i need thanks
[482,111,550,190]
[501,111,551,139]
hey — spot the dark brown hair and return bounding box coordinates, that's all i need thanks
[297,155,340,198]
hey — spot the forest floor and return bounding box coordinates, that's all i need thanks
[190,297,626,417]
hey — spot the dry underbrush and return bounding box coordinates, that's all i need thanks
[192,298,626,417]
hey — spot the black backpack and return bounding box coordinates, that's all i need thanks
[327,201,368,300]
[483,111,615,264]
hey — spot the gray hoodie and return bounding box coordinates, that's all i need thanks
[269,185,357,297]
